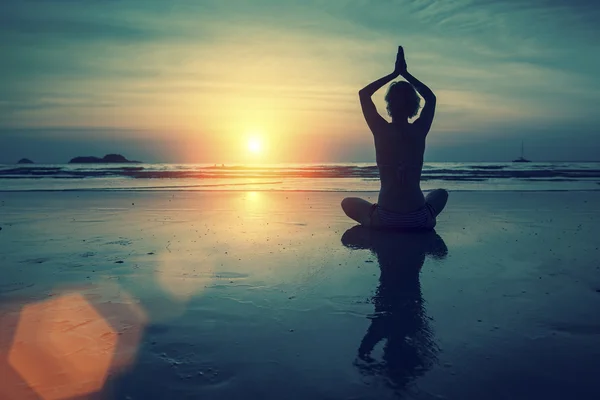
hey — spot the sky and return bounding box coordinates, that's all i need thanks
[1,0,599,163]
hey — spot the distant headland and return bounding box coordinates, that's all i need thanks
[68,154,141,164]
[17,158,35,164]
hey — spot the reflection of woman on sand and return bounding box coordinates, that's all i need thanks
[342,46,448,230]
[341,226,448,393]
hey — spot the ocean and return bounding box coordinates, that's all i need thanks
[1,162,599,192]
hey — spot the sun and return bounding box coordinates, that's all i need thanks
[247,137,262,154]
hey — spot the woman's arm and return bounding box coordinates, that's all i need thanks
[402,70,436,134]
[358,48,406,132]
[401,71,436,102]
[358,72,398,132]
[359,47,412,132]
[359,46,405,98]
[392,46,435,102]
[393,46,436,133]
[359,72,399,98]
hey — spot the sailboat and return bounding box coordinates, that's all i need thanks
[512,141,531,163]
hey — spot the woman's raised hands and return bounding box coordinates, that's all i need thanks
[394,46,407,76]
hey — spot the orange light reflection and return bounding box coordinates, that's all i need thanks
[4,291,146,400]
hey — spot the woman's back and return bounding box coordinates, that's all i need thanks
[374,122,426,213]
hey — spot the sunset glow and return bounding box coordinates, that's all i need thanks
[0,1,598,162]
[247,137,262,154]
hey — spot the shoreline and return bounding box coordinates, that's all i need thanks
[2,188,600,193]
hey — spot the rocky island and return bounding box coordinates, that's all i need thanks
[17,158,34,164]
[68,154,141,164]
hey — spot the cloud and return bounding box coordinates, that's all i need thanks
[0,15,155,43]
[0,0,599,161]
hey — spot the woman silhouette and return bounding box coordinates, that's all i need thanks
[342,46,448,229]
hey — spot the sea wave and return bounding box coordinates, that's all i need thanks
[2,162,600,180]
[1,162,599,192]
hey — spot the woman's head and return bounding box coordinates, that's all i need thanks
[385,81,420,120]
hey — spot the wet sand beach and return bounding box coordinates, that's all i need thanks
[1,191,599,399]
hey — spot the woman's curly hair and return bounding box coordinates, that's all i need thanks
[385,81,421,119]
